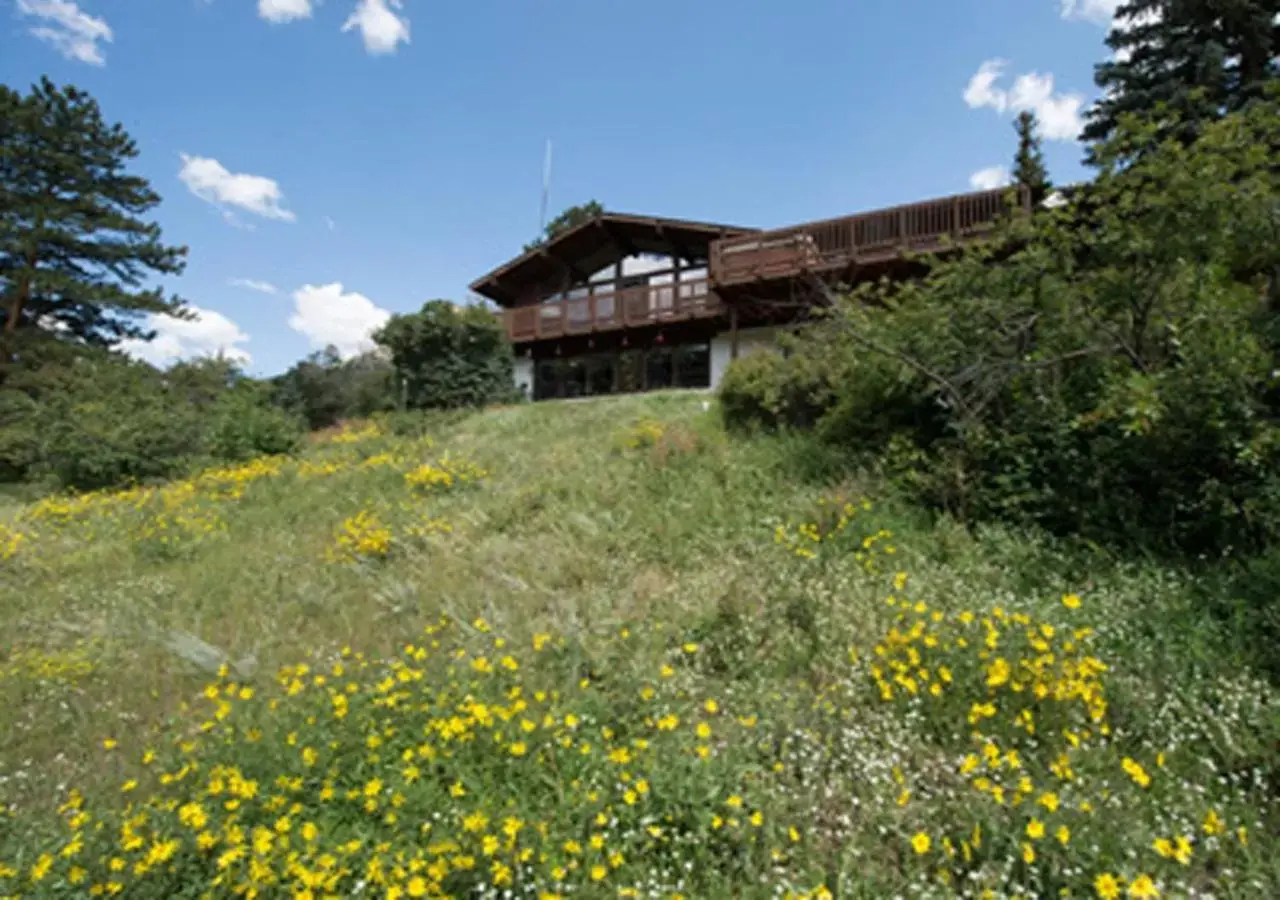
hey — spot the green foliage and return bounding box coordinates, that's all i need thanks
[1201,545,1280,682]
[717,333,847,432]
[719,95,1280,558]
[1083,0,1279,160]
[270,346,396,430]
[522,200,604,252]
[1,350,201,490]
[0,77,187,364]
[1011,111,1051,202]
[0,349,302,492]
[204,387,305,463]
[374,300,518,412]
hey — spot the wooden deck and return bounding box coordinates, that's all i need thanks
[504,278,722,343]
[709,186,1031,287]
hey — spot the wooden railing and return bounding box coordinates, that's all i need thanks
[504,278,722,343]
[710,186,1031,286]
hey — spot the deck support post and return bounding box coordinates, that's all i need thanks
[729,304,740,360]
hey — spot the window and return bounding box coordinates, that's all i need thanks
[674,344,710,388]
[646,348,674,390]
[534,360,560,400]
[563,360,587,398]
[588,356,615,395]
[617,349,645,393]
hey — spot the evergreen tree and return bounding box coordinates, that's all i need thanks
[0,78,188,370]
[1083,0,1280,161]
[1011,111,1052,202]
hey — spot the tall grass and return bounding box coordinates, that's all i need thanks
[1,392,1277,897]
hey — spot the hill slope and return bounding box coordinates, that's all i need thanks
[2,393,1278,897]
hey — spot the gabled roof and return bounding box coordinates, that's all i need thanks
[470,212,757,307]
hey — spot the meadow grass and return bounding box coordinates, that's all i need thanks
[1,391,1277,898]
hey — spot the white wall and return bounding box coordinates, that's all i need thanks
[710,325,781,389]
[513,357,534,398]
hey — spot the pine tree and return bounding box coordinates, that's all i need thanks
[0,78,188,369]
[1083,0,1280,161]
[1011,111,1052,202]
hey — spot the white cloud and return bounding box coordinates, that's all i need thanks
[963,59,1086,141]
[323,216,337,231]
[229,278,279,295]
[222,210,257,231]
[1059,0,1121,25]
[288,282,391,358]
[963,58,1009,111]
[178,154,296,223]
[342,0,410,54]
[17,0,113,66]
[1058,2,1163,62]
[119,306,251,367]
[258,0,314,23]
[1007,72,1087,140]
[969,165,1011,191]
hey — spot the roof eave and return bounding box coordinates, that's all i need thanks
[469,212,757,306]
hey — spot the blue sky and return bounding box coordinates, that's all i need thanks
[2,0,1123,376]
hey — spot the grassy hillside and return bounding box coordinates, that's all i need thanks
[2,392,1277,898]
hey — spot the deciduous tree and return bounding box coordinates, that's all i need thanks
[523,201,605,252]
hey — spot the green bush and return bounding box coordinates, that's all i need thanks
[1,352,205,490]
[717,331,844,432]
[1201,546,1280,681]
[374,300,519,411]
[204,388,304,463]
[0,351,303,493]
[269,346,396,430]
[719,95,1280,559]
[717,351,795,430]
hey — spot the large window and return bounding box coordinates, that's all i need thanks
[617,350,644,393]
[674,344,710,388]
[533,342,711,400]
[588,357,615,395]
[534,360,558,400]
[646,348,674,390]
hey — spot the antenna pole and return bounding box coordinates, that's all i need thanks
[539,139,553,233]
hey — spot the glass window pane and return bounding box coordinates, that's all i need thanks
[646,348,673,390]
[675,344,710,388]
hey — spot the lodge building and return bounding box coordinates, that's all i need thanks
[468,186,1032,401]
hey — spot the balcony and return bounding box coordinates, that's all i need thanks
[504,278,722,343]
[710,186,1031,287]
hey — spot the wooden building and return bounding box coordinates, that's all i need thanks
[469,186,1032,401]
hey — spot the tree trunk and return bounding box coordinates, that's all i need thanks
[0,245,38,385]
[4,260,33,335]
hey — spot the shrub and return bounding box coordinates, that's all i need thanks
[717,335,839,432]
[0,350,304,493]
[270,346,396,430]
[374,300,520,411]
[204,389,305,463]
[719,96,1280,559]
[6,353,207,490]
[1203,546,1280,681]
